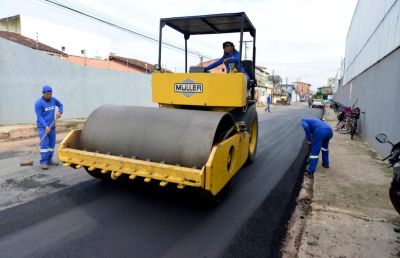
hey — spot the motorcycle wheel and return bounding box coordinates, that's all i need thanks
[350,119,357,139]
[389,183,400,214]
[339,122,351,134]
[335,121,342,131]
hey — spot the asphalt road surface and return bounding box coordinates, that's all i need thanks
[0,104,321,258]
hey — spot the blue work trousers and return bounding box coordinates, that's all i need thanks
[38,127,56,164]
[307,127,333,173]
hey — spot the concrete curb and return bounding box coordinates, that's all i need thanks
[0,119,85,141]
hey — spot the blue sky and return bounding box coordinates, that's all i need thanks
[0,0,357,89]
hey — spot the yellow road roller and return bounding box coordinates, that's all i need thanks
[58,12,258,196]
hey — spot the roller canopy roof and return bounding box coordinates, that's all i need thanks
[160,12,256,37]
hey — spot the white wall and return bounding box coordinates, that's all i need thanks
[343,0,400,84]
[0,38,153,125]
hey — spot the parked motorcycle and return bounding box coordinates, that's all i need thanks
[376,133,400,214]
[336,99,360,139]
[335,106,351,131]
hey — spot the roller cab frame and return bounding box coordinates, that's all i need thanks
[58,12,258,197]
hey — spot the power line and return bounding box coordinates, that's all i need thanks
[40,0,212,59]
[97,0,216,57]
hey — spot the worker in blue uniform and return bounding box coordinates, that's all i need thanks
[34,85,63,170]
[206,41,250,85]
[301,117,333,178]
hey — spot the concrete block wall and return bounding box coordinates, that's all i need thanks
[0,38,154,125]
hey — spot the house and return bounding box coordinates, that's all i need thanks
[268,75,283,104]
[254,66,272,106]
[64,54,172,73]
[293,81,311,101]
[0,14,110,58]
[278,84,295,105]
[0,30,65,56]
[316,86,333,100]
[0,30,166,74]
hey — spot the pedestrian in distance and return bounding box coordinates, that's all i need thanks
[265,94,271,112]
[308,98,312,108]
[34,85,63,170]
[301,117,333,178]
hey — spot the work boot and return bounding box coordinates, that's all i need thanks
[322,164,329,168]
[304,172,314,179]
[394,225,400,233]
[48,160,59,166]
[41,164,49,170]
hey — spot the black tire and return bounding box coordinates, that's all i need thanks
[84,167,108,180]
[339,122,351,134]
[350,119,357,139]
[335,121,343,131]
[350,119,354,139]
[389,184,400,214]
[247,111,258,164]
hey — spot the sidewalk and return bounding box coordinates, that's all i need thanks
[282,107,400,257]
[296,108,399,257]
[0,118,85,141]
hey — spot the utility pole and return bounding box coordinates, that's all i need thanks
[239,40,253,60]
[35,32,39,49]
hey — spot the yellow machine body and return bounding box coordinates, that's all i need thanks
[152,72,247,108]
[59,127,249,196]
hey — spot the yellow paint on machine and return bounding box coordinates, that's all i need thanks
[152,73,247,107]
[205,132,250,195]
[58,129,249,195]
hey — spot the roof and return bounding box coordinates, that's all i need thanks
[161,12,256,37]
[0,31,66,55]
[293,81,311,85]
[109,55,171,73]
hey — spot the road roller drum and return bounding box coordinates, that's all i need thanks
[80,105,236,168]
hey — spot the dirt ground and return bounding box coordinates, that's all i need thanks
[284,107,400,258]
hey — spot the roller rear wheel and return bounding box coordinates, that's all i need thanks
[247,111,258,163]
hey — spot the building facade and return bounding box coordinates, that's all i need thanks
[255,66,272,106]
[294,81,311,101]
[334,0,400,156]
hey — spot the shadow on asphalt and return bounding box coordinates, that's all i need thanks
[221,141,308,257]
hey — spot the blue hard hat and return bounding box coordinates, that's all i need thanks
[42,85,52,93]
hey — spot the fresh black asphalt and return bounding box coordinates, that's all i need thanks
[0,105,321,258]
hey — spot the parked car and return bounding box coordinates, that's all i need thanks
[312,99,324,109]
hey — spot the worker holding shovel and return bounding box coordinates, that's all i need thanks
[34,85,63,170]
